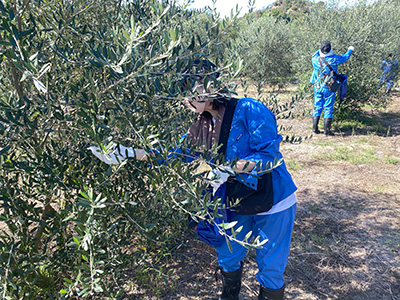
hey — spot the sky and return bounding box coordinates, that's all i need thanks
[177,0,366,17]
[177,0,273,18]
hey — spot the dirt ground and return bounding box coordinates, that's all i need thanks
[126,88,400,299]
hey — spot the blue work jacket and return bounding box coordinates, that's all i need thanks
[310,49,353,89]
[167,98,297,208]
[380,59,398,79]
[225,98,297,206]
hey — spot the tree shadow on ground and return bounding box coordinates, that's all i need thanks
[121,188,400,299]
[336,110,400,137]
[286,188,400,300]
[336,90,400,137]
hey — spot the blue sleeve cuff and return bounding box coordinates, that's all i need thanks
[235,167,259,190]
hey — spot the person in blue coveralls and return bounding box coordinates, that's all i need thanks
[310,41,354,136]
[89,59,297,300]
[378,53,398,95]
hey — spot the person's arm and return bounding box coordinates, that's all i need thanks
[88,144,147,164]
[336,46,354,65]
[133,148,148,161]
[243,102,282,169]
[228,100,283,190]
[310,51,321,85]
[311,50,322,71]
[89,134,201,165]
[232,159,256,173]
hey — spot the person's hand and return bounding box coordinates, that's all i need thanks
[88,145,121,165]
[349,46,355,51]
[88,144,136,165]
[207,166,234,195]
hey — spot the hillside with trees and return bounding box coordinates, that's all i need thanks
[267,0,312,21]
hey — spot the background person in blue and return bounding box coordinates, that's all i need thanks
[89,59,297,300]
[378,53,398,95]
[310,41,354,136]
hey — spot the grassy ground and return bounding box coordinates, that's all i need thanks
[124,85,400,299]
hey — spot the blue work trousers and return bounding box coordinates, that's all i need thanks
[313,87,336,119]
[215,204,296,290]
[379,75,395,90]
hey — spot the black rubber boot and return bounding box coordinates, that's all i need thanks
[324,118,334,136]
[312,116,321,134]
[208,263,243,300]
[258,285,285,300]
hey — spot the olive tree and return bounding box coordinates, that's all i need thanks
[229,15,295,85]
[0,0,243,298]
